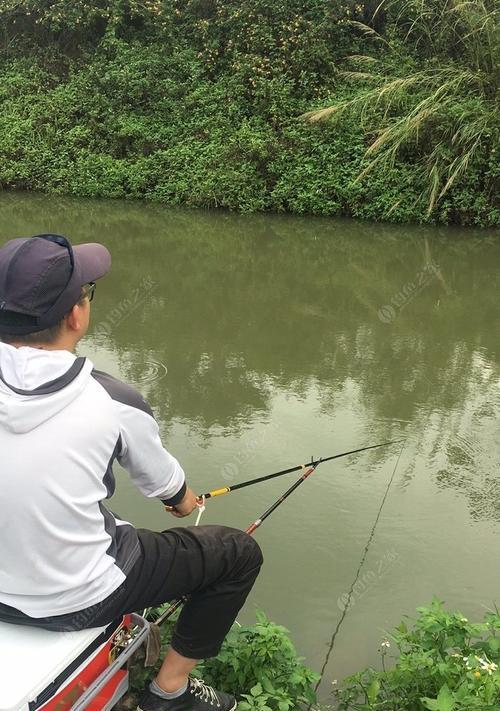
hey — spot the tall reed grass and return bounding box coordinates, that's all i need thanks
[304,0,499,217]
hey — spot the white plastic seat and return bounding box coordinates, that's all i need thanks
[0,620,108,711]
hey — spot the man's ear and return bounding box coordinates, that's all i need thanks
[65,303,82,332]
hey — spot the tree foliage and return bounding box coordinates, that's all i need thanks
[0,0,497,225]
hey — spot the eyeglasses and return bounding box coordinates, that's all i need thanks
[82,282,96,302]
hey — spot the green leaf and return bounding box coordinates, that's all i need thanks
[260,676,275,694]
[438,685,456,711]
[367,679,380,704]
[454,682,469,701]
[255,610,267,624]
[250,683,263,698]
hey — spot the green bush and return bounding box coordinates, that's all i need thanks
[0,0,497,225]
[128,610,318,711]
[336,599,500,710]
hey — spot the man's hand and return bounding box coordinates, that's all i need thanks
[167,486,199,518]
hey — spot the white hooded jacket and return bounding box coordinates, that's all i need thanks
[0,343,185,617]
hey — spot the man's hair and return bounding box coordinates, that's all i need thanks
[0,291,87,346]
[0,320,66,346]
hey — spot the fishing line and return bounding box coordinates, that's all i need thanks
[194,495,206,526]
[314,440,406,694]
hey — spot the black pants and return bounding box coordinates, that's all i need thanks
[0,526,263,660]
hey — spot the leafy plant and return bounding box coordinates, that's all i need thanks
[336,598,500,710]
[127,609,319,711]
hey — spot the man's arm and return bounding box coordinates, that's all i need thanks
[92,369,197,515]
[117,399,187,501]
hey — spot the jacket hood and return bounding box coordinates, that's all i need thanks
[0,343,93,434]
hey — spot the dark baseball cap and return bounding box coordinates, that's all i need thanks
[0,234,111,335]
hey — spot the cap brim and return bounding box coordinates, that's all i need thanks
[73,243,111,284]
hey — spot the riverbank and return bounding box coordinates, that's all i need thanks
[0,1,497,227]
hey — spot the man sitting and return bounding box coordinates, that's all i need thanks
[0,233,263,711]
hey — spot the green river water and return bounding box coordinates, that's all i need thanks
[1,192,500,700]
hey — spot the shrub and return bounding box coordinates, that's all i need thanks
[336,599,500,710]
[0,0,497,225]
[127,610,319,711]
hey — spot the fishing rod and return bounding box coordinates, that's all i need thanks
[244,458,320,534]
[155,458,322,626]
[156,440,402,625]
[200,439,402,501]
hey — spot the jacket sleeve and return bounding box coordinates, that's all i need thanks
[116,400,187,505]
[92,369,186,505]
